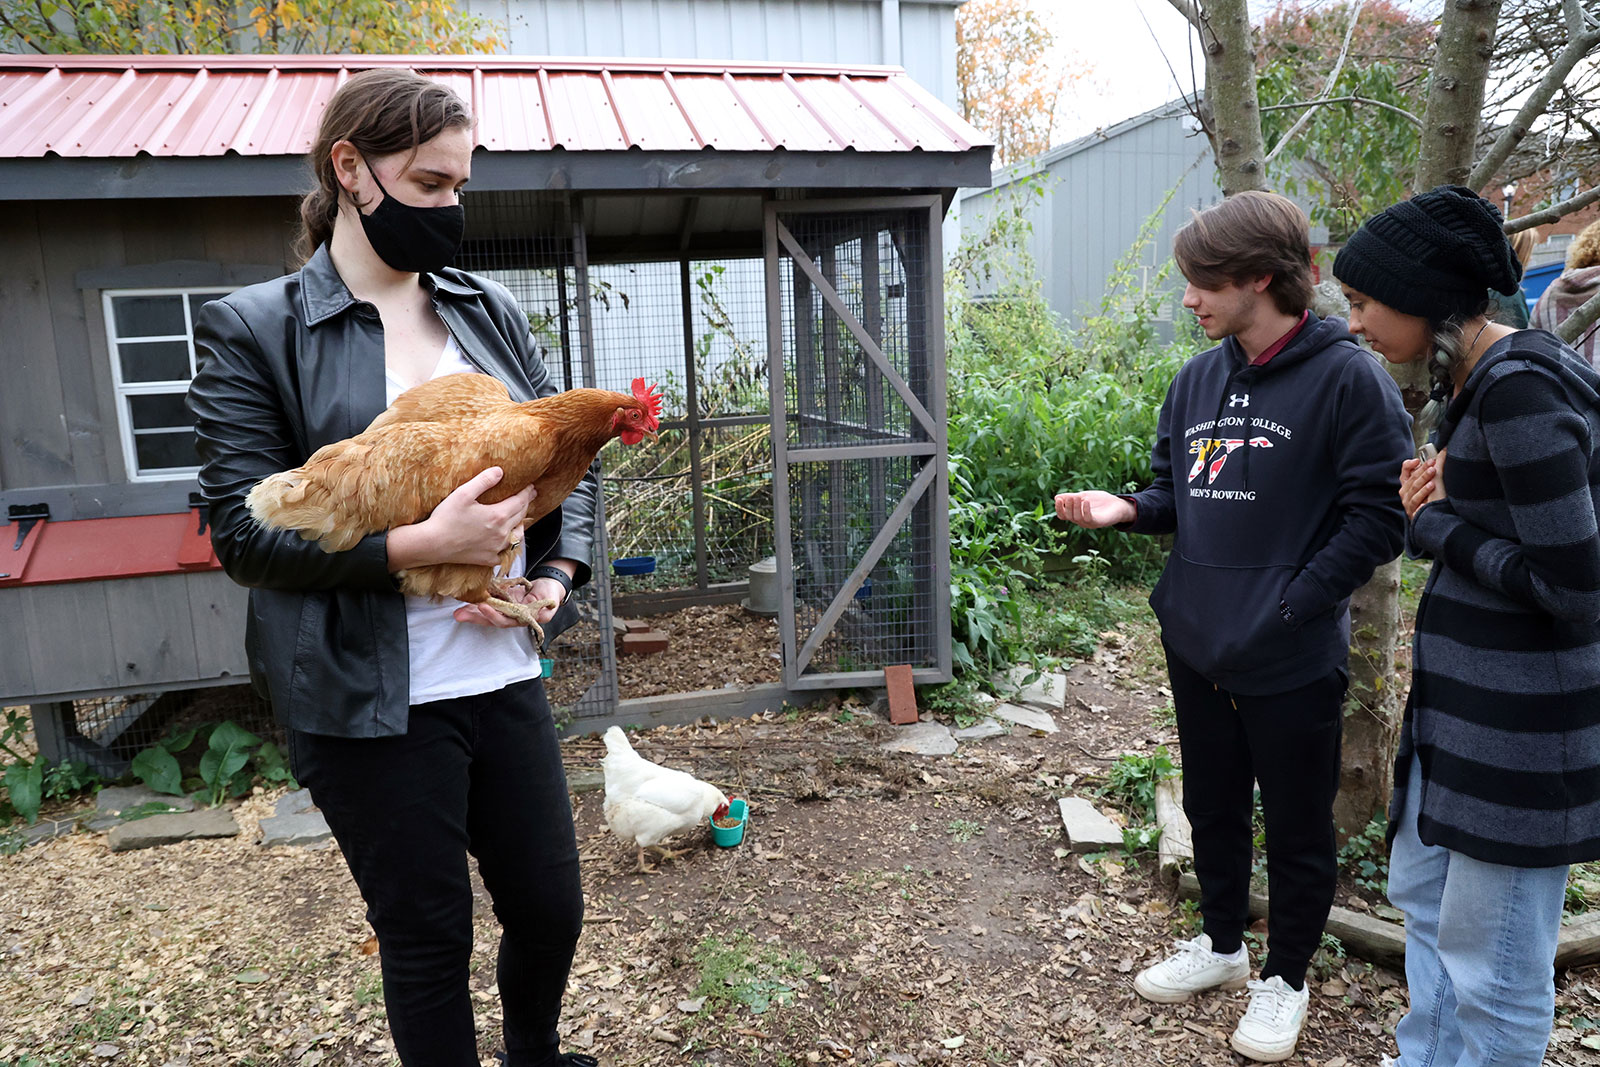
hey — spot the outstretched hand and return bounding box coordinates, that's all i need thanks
[1054,490,1137,529]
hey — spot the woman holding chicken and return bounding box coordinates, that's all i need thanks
[186,69,596,1067]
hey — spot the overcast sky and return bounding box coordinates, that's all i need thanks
[1042,0,1434,142]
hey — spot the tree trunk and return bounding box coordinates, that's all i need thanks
[1416,0,1503,189]
[1334,0,1503,841]
[1336,557,1401,841]
[1197,0,1269,195]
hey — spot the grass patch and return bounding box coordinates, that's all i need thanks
[691,930,817,1017]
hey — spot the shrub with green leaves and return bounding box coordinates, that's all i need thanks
[0,708,102,826]
[1099,747,1179,822]
[944,178,1196,674]
[130,721,296,807]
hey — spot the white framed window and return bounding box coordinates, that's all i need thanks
[102,287,229,481]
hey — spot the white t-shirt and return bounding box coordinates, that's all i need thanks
[385,336,543,704]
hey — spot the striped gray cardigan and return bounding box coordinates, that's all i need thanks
[1398,329,1600,867]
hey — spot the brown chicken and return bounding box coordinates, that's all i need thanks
[245,373,661,637]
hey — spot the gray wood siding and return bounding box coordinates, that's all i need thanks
[1,572,250,702]
[1,197,290,703]
[472,0,959,107]
[0,197,295,495]
[1,207,72,489]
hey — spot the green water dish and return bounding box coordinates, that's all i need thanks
[710,797,748,847]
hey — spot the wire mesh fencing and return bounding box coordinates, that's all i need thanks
[458,191,617,724]
[773,205,944,682]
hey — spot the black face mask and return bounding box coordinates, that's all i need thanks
[357,161,465,275]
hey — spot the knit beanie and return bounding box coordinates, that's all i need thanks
[1333,185,1523,322]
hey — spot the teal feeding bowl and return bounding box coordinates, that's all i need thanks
[711,797,748,847]
[612,556,656,576]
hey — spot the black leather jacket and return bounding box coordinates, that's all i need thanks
[187,245,597,738]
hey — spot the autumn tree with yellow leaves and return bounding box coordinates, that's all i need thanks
[956,0,1081,166]
[0,0,504,54]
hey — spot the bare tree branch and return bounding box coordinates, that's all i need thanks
[1260,94,1424,127]
[1166,0,1203,32]
[1264,0,1366,166]
[1559,289,1600,347]
[1467,11,1600,188]
[1505,185,1600,232]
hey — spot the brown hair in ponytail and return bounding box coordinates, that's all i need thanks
[294,68,473,265]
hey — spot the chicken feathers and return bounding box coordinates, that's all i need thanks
[246,375,662,613]
[602,726,727,870]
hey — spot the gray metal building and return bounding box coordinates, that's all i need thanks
[957,98,1329,329]
[465,0,964,108]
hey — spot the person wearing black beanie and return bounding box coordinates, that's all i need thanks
[1336,187,1600,1067]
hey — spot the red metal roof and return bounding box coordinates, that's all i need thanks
[0,510,220,588]
[0,55,986,159]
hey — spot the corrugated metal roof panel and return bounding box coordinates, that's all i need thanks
[0,55,988,159]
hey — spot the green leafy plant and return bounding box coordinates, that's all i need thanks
[0,708,44,824]
[691,930,816,1016]
[1338,813,1390,896]
[129,726,195,797]
[1122,824,1163,853]
[130,720,296,807]
[199,722,263,806]
[947,819,985,843]
[1098,747,1178,822]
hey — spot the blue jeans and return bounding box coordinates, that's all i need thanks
[1388,753,1568,1067]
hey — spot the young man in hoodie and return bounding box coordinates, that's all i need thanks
[1055,191,1412,1063]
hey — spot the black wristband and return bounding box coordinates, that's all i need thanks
[528,564,573,599]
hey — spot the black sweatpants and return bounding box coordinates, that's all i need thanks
[1165,642,1344,990]
[288,678,583,1067]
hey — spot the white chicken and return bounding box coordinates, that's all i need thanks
[601,726,729,872]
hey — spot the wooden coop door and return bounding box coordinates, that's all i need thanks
[763,198,953,690]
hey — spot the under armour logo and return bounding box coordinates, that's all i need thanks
[1228,393,1250,408]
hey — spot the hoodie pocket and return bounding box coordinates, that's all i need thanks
[1151,555,1315,680]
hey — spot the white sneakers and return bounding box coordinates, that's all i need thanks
[1132,933,1250,1002]
[1131,935,1309,1063]
[1230,976,1310,1062]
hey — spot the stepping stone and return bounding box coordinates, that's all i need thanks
[953,719,1007,741]
[988,702,1058,734]
[274,789,317,817]
[1057,796,1124,852]
[566,768,605,794]
[108,809,239,852]
[21,817,78,846]
[95,785,194,815]
[258,811,332,848]
[994,667,1068,713]
[879,721,957,757]
[1155,778,1194,874]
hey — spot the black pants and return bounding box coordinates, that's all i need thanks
[1165,642,1344,990]
[289,678,583,1067]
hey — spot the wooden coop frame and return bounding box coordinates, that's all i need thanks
[0,55,991,770]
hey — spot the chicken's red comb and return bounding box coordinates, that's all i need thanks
[632,378,663,421]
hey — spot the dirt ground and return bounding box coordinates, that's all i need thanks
[4,611,1600,1067]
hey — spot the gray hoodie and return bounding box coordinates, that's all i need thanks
[1531,264,1600,367]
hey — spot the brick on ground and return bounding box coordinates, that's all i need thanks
[619,631,669,655]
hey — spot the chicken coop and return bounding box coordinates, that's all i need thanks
[0,54,990,768]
